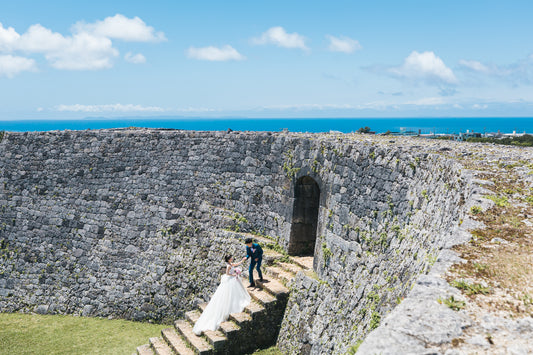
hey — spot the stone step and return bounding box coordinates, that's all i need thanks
[161,328,195,355]
[149,337,173,355]
[202,329,226,352]
[188,307,239,341]
[240,251,285,267]
[218,231,280,265]
[290,256,314,270]
[219,320,240,338]
[263,265,281,278]
[175,320,214,355]
[229,311,252,327]
[278,261,305,275]
[185,310,227,352]
[244,300,266,320]
[197,302,208,312]
[255,278,290,300]
[134,250,291,355]
[186,309,201,324]
[264,266,295,284]
[262,250,285,265]
[136,344,154,355]
[239,278,277,306]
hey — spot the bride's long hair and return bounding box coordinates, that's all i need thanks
[224,255,233,264]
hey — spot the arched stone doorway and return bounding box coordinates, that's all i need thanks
[288,176,320,256]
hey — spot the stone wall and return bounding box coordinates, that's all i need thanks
[0,129,293,322]
[0,129,468,352]
[272,136,468,354]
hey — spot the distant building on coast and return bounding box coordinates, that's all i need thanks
[417,129,529,141]
[452,130,482,141]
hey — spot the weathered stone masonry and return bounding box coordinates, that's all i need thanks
[0,129,468,353]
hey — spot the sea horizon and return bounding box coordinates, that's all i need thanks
[1,117,532,135]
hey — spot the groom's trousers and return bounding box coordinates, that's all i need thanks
[249,258,263,284]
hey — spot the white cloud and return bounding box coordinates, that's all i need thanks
[186,45,245,61]
[0,15,164,74]
[458,56,533,85]
[458,59,489,73]
[326,35,361,53]
[0,23,116,70]
[46,33,118,70]
[124,52,146,64]
[0,54,36,78]
[262,103,356,111]
[174,107,218,112]
[17,24,66,52]
[73,14,166,42]
[252,27,308,50]
[55,103,165,112]
[405,97,447,106]
[389,51,457,85]
[0,23,20,51]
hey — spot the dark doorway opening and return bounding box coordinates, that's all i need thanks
[288,176,320,256]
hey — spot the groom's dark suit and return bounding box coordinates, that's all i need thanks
[245,243,263,285]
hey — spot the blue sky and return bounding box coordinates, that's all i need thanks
[1,0,533,119]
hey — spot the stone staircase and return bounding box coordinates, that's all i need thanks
[135,251,313,355]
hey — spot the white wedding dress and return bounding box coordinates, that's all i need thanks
[192,264,251,335]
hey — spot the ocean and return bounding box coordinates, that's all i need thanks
[1,117,532,134]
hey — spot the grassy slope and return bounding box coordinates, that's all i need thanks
[0,313,168,355]
[447,153,533,316]
[252,347,283,354]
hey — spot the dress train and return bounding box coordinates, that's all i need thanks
[192,267,251,335]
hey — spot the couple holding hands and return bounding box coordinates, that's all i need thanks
[192,238,267,335]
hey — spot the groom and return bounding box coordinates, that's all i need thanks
[242,238,264,287]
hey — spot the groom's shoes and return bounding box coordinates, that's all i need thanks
[259,278,269,283]
[247,283,255,288]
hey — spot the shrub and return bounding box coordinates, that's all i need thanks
[466,134,533,147]
[485,195,509,207]
[470,205,482,215]
[438,295,466,311]
[346,340,363,354]
[321,242,332,263]
[451,280,490,295]
[369,312,381,330]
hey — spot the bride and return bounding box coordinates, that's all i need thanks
[193,255,251,335]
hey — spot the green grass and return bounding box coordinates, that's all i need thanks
[470,205,483,215]
[346,340,363,354]
[438,295,466,311]
[321,242,333,263]
[252,346,283,354]
[0,313,168,355]
[485,195,510,207]
[451,280,490,296]
[369,311,381,330]
[466,134,533,147]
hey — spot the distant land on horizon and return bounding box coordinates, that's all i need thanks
[2,117,532,135]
